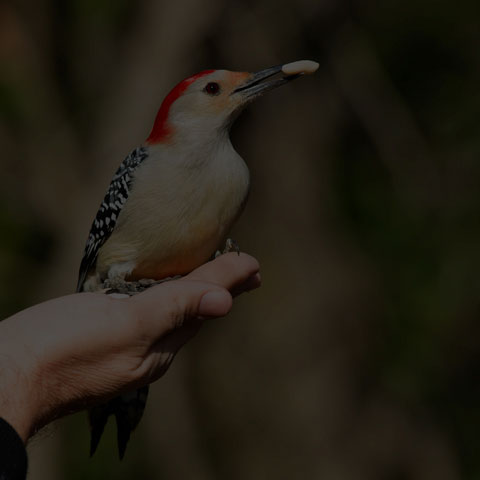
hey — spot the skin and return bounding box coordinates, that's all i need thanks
[0,253,260,443]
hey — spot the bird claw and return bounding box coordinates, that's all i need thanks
[215,238,240,258]
[103,276,181,296]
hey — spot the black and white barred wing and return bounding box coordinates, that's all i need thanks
[76,147,149,292]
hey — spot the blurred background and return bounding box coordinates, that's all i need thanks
[1,0,480,478]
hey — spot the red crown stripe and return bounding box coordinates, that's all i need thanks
[146,70,215,144]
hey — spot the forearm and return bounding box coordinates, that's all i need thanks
[0,322,31,478]
[0,332,37,443]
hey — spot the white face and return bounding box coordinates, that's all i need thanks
[167,70,252,135]
[147,63,311,145]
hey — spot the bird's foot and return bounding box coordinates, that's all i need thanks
[215,238,240,258]
[103,278,144,295]
[136,276,182,289]
[103,276,181,296]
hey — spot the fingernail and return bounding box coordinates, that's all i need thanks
[245,272,262,291]
[198,290,232,317]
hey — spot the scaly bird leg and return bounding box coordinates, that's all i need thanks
[103,276,182,296]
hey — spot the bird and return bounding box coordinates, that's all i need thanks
[77,60,318,459]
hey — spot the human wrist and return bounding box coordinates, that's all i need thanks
[0,360,35,442]
[0,320,42,442]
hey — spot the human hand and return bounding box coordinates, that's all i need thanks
[0,253,260,442]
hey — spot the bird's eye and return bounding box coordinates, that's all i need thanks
[204,82,220,95]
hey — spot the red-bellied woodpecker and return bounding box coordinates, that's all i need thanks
[78,60,318,459]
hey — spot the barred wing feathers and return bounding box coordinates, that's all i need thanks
[76,147,149,292]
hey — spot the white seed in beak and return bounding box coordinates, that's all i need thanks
[281,60,319,76]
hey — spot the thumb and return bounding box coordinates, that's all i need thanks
[197,289,233,318]
[128,280,233,338]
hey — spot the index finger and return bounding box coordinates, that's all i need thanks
[183,253,260,291]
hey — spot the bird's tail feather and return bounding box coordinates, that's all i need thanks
[89,385,149,459]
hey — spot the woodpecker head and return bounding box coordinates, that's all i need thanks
[146,60,319,145]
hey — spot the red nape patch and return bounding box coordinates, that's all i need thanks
[146,70,215,144]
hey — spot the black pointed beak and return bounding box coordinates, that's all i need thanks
[232,65,301,97]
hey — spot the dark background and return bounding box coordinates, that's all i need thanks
[1,0,480,478]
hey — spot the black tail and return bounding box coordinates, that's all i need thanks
[89,385,149,459]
